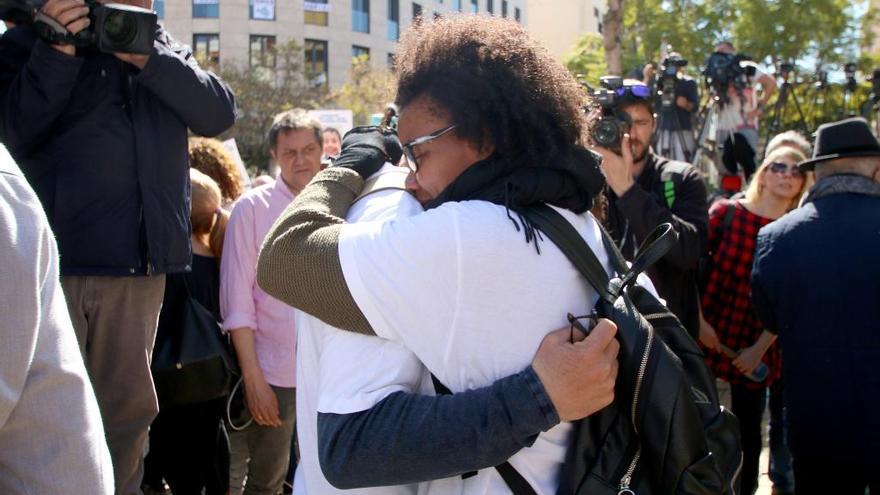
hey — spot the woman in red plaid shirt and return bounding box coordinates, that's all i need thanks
[699,145,812,495]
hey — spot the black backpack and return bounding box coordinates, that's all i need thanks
[506,205,744,495]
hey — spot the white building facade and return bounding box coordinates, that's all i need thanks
[157,0,526,88]
[526,0,605,62]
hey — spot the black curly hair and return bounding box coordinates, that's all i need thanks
[393,15,589,169]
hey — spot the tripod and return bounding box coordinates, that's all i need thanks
[691,97,720,180]
[806,73,834,131]
[762,71,809,159]
[654,103,695,162]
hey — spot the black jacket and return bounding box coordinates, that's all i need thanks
[0,25,236,276]
[604,153,708,337]
[752,191,880,464]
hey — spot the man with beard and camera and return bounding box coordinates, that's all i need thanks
[644,52,699,162]
[710,41,776,185]
[0,0,236,493]
[592,78,708,339]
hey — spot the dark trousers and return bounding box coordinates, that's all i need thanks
[768,378,794,492]
[722,132,757,180]
[730,383,767,495]
[144,398,230,495]
[793,457,879,495]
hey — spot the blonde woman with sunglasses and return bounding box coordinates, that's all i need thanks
[699,145,812,495]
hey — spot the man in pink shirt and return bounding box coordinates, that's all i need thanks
[221,109,324,495]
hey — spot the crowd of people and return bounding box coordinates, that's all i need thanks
[1,5,879,495]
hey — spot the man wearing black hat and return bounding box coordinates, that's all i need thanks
[751,117,880,494]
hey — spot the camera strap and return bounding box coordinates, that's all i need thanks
[33,11,90,47]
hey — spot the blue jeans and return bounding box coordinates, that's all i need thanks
[768,379,794,493]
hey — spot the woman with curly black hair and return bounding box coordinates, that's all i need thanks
[257,15,618,494]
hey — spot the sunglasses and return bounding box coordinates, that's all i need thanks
[614,84,652,100]
[567,311,599,344]
[767,162,804,178]
[401,124,458,173]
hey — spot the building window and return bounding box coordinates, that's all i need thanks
[352,45,370,61]
[452,0,460,10]
[192,0,219,18]
[514,6,520,21]
[250,0,275,20]
[305,0,330,26]
[433,11,441,19]
[501,0,507,17]
[305,39,329,87]
[598,22,603,33]
[594,7,599,17]
[193,33,220,64]
[412,2,422,22]
[154,0,164,18]
[470,0,477,13]
[486,0,493,13]
[250,35,276,67]
[387,52,395,68]
[352,0,370,33]
[387,0,400,40]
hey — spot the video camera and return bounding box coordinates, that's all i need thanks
[702,51,757,105]
[656,55,688,108]
[844,62,858,93]
[590,76,633,152]
[0,0,157,55]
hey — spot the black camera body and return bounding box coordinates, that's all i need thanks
[590,76,632,152]
[702,51,757,105]
[657,56,688,108]
[27,0,157,55]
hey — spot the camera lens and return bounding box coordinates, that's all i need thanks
[593,118,620,148]
[102,10,138,48]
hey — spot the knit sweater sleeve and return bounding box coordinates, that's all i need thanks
[256,167,374,335]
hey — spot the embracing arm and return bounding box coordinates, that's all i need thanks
[257,167,374,334]
[319,366,558,488]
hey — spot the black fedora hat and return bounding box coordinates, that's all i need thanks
[799,117,880,171]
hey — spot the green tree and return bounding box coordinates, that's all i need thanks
[215,40,324,173]
[322,55,396,126]
[563,33,606,89]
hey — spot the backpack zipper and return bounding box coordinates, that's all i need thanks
[617,317,655,495]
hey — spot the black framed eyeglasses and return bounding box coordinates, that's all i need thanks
[401,124,458,173]
[767,162,804,178]
[567,311,599,344]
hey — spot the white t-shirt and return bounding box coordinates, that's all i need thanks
[294,166,433,495]
[339,200,613,495]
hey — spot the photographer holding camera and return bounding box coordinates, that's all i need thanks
[0,0,236,493]
[711,41,776,183]
[592,77,708,338]
[644,52,699,162]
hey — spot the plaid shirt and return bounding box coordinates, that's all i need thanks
[701,200,781,388]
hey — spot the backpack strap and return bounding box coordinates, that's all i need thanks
[518,205,615,303]
[519,205,677,297]
[430,374,537,494]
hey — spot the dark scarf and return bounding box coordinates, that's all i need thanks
[425,146,606,249]
[803,173,880,205]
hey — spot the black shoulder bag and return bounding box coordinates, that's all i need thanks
[152,277,239,407]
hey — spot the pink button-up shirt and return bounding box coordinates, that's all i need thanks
[221,178,297,387]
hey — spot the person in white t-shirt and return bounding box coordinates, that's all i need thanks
[259,15,622,494]
[297,165,666,494]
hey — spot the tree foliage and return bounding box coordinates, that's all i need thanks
[323,55,395,126]
[214,40,325,172]
[563,33,606,89]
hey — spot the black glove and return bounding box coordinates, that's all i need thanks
[333,126,403,179]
